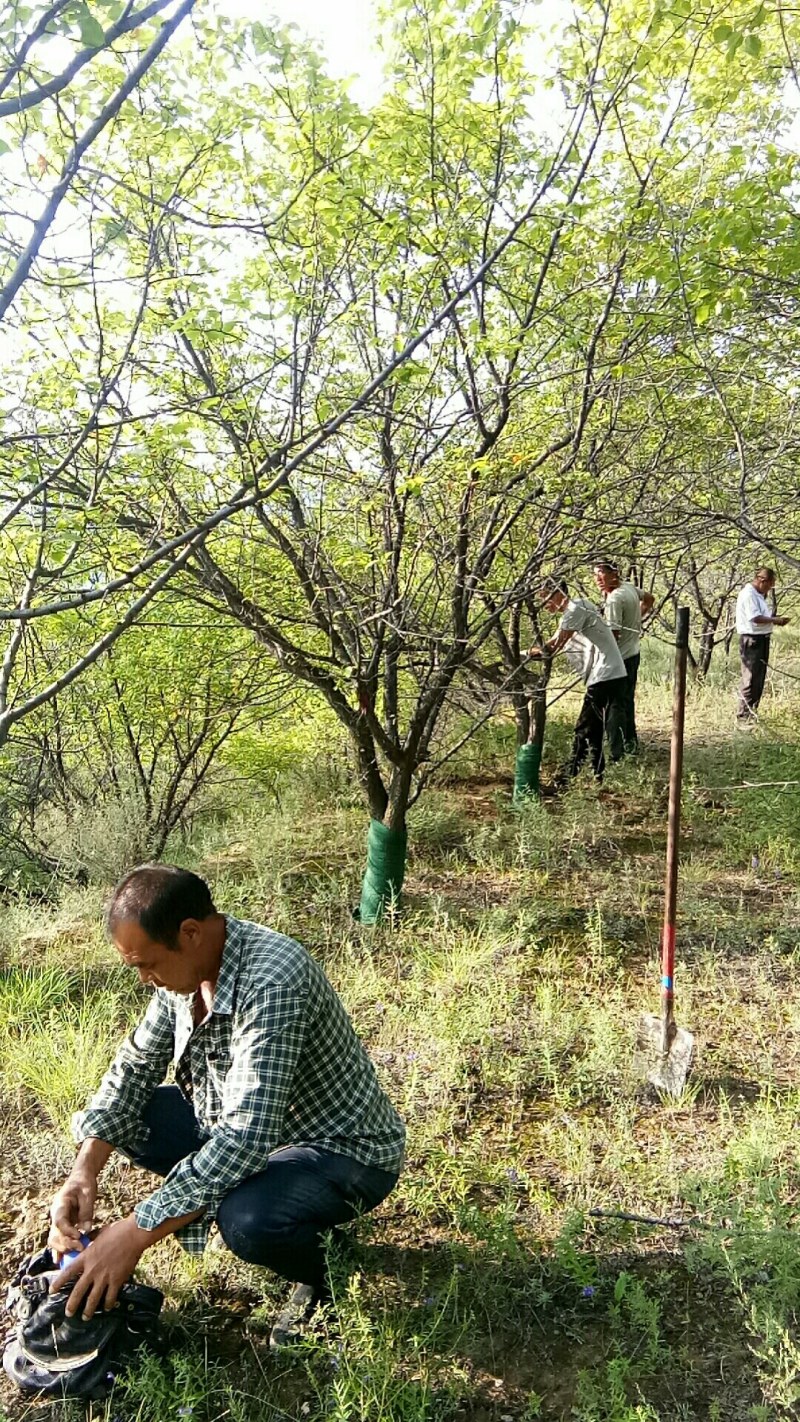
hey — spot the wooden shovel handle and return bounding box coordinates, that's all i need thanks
[661,607,689,1052]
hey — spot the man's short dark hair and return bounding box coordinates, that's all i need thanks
[593,559,618,574]
[106,865,216,948]
[755,566,776,583]
[539,575,569,598]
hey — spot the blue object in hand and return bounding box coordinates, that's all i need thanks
[59,1232,91,1268]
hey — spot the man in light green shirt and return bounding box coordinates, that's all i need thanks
[594,561,642,752]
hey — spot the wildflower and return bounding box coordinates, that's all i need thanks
[581,1285,596,1298]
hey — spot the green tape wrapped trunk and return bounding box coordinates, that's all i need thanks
[357,818,408,924]
[513,743,541,803]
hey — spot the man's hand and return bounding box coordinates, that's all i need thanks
[49,1169,97,1257]
[51,1216,149,1319]
[527,645,547,659]
[775,616,790,626]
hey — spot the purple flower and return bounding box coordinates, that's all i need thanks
[423,1295,436,1307]
[506,1168,521,1183]
[751,855,760,870]
[582,1285,596,1298]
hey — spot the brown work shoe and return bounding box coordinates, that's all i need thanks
[269,1283,321,1350]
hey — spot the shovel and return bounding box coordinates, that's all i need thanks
[639,605,695,1095]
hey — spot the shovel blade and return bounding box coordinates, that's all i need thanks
[638,1013,695,1096]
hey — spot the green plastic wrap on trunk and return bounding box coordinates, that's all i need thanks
[513,743,541,803]
[357,818,408,924]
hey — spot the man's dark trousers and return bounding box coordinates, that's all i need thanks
[129,1086,398,1291]
[738,634,770,719]
[569,676,626,779]
[623,652,640,751]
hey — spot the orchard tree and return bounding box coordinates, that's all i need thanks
[92,0,788,917]
[0,0,799,918]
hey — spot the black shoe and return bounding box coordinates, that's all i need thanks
[269,1283,321,1350]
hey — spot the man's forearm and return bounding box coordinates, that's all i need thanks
[547,628,573,654]
[73,1141,204,1241]
[132,1208,205,1247]
[73,1138,114,1179]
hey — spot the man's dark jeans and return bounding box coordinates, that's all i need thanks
[623,652,640,751]
[569,675,626,780]
[738,634,770,719]
[129,1086,399,1291]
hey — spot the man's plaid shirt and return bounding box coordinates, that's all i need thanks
[73,917,405,1252]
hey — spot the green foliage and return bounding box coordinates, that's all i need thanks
[0,965,136,1132]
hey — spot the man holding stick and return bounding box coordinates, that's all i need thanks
[529,578,627,780]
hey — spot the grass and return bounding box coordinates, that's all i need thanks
[2,648,800,1418]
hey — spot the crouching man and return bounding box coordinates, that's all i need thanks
[48,866,404,1348]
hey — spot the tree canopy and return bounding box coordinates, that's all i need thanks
[0,0,799,902]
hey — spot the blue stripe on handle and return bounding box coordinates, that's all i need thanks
[662,975,673,989]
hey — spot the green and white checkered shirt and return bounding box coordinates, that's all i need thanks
[73,917,405,1252]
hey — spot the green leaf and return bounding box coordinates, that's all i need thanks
[251,21,272,54]
[0,139,10,157]
[77,5,106,48]
[744,33,762,57]
[713,23,733,41]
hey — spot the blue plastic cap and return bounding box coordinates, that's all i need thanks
[58,1232,91,1268]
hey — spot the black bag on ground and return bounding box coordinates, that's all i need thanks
[3,1246,163,1399]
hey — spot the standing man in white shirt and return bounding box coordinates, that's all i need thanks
[594,561,642,753]
[735,567,788,722]
[529,578,627,779]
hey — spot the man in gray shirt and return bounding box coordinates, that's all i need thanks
[594,561,642,752]
[530,578,626,779]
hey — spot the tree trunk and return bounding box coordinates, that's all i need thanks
[531,681,547,752]
[351,719,389,822]
[513,669,548,803]
[385,761,414,833]
[356,760,412,926]
[697,617,719,679]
